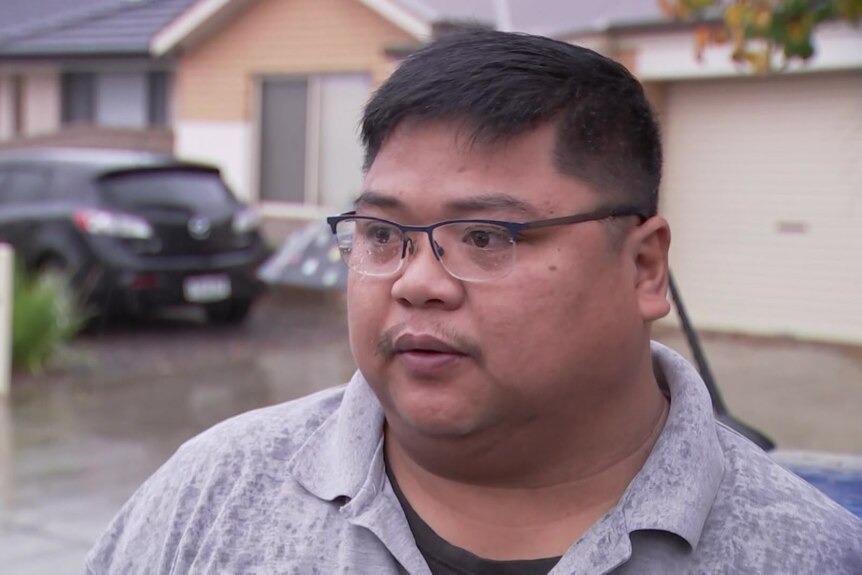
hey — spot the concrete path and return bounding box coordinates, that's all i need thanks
[654,325,862,454]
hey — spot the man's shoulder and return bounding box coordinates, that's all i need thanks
[179,384,347,465]
[714,424,857,523]
[85,385,350,574]
[704,424,862,570]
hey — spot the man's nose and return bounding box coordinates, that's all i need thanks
[403,235,445,260]
[391,233,463,308]
[398,233,443,276]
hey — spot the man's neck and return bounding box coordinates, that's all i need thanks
[384,379,669,561]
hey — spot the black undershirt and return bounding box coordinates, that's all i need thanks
[386,464,562,575]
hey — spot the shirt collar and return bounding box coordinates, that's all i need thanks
[287,370,386,503]
[617,341,725,550]
[285,372,430,573]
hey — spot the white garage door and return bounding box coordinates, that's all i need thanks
[661,71,862,344]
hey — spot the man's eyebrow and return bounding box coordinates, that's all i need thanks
[354,190,540,218]
[443,194,540,218]
[354,191,401,210]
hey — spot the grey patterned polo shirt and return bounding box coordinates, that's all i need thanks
[86,343,862,574]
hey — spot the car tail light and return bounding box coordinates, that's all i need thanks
[129,273,159,290]
[73,209,154,240]
[232,206,260,235]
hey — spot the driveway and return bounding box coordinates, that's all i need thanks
[1,288,860,573]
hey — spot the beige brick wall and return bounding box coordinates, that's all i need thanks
[177,0,413,122]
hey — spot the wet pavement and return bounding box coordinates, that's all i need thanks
[2,289,357,574]
[1,290,861,573]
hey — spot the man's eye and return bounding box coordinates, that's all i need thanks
[462,227,510,249]
[365,225,395,244]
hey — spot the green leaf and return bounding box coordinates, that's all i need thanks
[11,266,83,374]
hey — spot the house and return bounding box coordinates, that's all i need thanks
[153,0,672,215]
[153,0,422,219]
[0,0,198,152]
[158,0,862,344]
[1,0,859,343]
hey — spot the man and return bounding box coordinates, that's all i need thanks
[87,30,861,574]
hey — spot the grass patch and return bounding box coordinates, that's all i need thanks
[12,266,84,374]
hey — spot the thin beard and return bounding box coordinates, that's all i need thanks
[376,322,484,364]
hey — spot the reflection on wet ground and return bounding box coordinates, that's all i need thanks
[1,290,356,573]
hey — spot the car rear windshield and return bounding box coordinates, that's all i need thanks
[98,168,236,209]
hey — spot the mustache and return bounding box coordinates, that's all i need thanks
[376,322,483,363]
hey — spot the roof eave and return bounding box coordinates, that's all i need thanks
[152,0,432,57]
[554,17,718,42]
[355,0,432,40]
[151,0,243,57]
[0,47,155,60]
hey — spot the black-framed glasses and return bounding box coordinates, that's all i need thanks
[326,205,646,283]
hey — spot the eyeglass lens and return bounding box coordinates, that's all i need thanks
[333,218,515,281]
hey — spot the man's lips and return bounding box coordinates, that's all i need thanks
[393,334,468,356]
[389,333,472,376]
[376,325,483,367]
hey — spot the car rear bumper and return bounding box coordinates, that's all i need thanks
[84,245,270,313]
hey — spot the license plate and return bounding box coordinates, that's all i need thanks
[183,274,231,303]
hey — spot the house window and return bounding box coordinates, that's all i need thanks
[147,71,170,126]
[61,72,96,124]
[61,70,172,128]
[95,73,147,127]
[12,75,24,135]
[259,73,371,210]
[260,77,308,205]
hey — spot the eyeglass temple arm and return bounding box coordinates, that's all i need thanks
[519,206,647,231]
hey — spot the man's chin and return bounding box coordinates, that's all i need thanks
[364,365,491,437]
[389,393,484,439]
[402,416,479,438]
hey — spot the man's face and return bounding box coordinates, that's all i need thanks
[348,121,658,439]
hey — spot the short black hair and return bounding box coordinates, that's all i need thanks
[361,30,662,215]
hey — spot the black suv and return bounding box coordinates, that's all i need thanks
[0,148,269,324]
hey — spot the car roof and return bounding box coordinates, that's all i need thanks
[0,148,217,175]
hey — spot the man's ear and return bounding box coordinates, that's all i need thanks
[628,216,671,321]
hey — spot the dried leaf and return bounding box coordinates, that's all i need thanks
[694,25,711,59]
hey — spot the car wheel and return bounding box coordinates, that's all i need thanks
[204,297,253,325]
